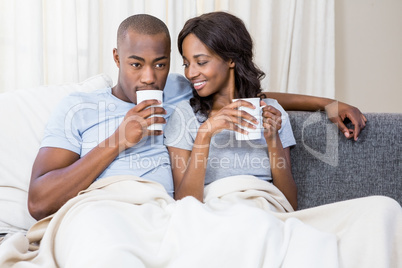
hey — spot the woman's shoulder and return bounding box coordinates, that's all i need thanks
[169,99,195,121]
[262,97,278,105]
[172,99,193,113]
[176,99,191,108]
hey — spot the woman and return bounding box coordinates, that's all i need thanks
[164,11,297,208]
[164,13,402,266]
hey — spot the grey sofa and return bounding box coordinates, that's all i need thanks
[289,111,402,210]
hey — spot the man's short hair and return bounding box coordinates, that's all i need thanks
[117,14,171,48]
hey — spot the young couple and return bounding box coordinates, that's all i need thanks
[29,12,366,219]
[25,12,401,267]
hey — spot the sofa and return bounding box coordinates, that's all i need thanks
[0,73,401,237]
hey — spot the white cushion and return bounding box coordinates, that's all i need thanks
[0,73,113,234]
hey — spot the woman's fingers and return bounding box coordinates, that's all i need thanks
[261,105,282,129]
[262,117,281,130]
[231,99,256,110]
[261,104,281,118]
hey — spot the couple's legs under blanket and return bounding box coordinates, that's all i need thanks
[54,195,339,268]
[273,196,402,268]
[54,200,156,268]
[54,194,401,268]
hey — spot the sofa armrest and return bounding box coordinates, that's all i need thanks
[288,111,402,210]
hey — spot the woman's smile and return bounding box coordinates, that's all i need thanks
[192,80,207,91]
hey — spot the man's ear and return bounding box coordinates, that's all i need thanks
[113,48,120,68]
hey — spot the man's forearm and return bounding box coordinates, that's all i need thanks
[28,136,122,220]
[264,92,334,111]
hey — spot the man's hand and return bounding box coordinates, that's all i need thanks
[325,101,367,141]
[116,99,166,150]
[261,92,368,141]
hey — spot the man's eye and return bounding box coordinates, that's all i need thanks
[155,63,166,69]
[131,63,141,68]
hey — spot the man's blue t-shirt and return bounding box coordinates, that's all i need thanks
[41,73,192,196]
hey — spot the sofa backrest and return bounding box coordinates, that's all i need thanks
[0,74,112,234]
[288,111,402,209]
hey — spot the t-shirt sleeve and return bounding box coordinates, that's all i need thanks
[263,98,296,149]
[40,94,83,155]
[163,73,193,121]
[164,101,195,151]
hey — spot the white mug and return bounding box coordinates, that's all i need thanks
[232,98,262,140]
[136,90,164,131]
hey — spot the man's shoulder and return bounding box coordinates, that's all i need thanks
[49,87,113,117]
[164,73,192,104]
[59,87,111,105]
[67,87,111,99]
[166,73,189,86]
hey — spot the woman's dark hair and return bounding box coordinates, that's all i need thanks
[178,11,265,119]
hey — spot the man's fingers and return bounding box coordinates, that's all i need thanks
[333,116,352,139]
[354,114,367,140]
[362,114,368,123]
[147,115,166,125]
[352,114,367,140]
[140,107,166,119]
[147,130,163,136]
[135,99,162,111]
[345,113,366,141]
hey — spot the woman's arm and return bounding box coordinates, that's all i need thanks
[264,92,367,141]
[266,139,297,210]
[168,131,211,201]
[261,102,297,210]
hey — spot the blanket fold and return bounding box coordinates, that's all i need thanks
[204,175,294,213]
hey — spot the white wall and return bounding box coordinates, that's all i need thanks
[335,0,402,113]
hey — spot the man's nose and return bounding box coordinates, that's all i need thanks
[140,66,156,85]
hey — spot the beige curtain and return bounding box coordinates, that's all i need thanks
[0,0,334,98]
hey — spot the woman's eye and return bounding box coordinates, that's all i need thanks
[182,63,189,68]
[198,61,207,66]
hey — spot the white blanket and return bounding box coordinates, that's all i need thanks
[1,175,401,267]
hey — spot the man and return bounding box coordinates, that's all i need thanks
[28,14,366,221]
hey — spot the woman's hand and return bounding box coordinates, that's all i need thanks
[199,100,258,138]
[325,101,367,141]
[261,100,282,141]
